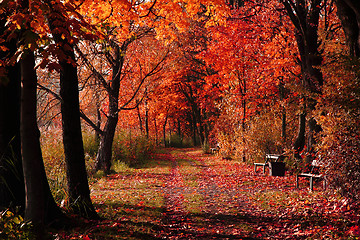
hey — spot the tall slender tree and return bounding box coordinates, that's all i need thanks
[46,1,98,219]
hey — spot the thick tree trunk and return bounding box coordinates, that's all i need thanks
[47,2,98,219]
[282,0,324,157]
[59,56,98,219]
[20,49,67,234]
[14,1,65,232]
[21,56,67,232]
[335,0,360,57]
[0,28,25,211]
[20,50,46,237]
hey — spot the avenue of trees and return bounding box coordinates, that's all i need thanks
[0,0,359,237]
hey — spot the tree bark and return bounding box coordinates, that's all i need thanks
[95,114,118,173]
[145,97,149,138]
[163,114,168,147]
[154,116,158,145]
[95,43,122,174]
[47,2,98,219]
[294,112,306,158]
[15,1,65,232]
[20,48,46,238]
[279,77,287,144]
[335,0,360,57]
[191,112,197,146]
[95,94,101,145]
[281,0,324,156]
[59,54,98,219]
[20,49,67,235]
[136,102,143,133]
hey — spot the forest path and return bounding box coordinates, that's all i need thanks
[158,148,292,239]
[58,148,359,239]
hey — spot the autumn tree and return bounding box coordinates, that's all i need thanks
[77,28,168,173]
[76,0,228,172]
[197,0,292,160]
[279,0,325,159]
[44,0,99,219]
[2,0,66,234]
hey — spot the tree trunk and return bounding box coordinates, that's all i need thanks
[20,49,46,237]
[145,97,149,138]
[177,120,183,145]
[281,0,324,156]
[282,112,286,144]
[294,112,306,158]
[59,56,98,219]
[335,0,360,57]
[95,94,101,145]
[191,112,197,146]
[136,103,143,133]
[279,77,287,144]
[95,114,118,173]
[0,19,25,211]
[163,114,168,147]
[47,2,98,219]
[154,116,158,145]
[95,44,122,174]
[21,52,65,228]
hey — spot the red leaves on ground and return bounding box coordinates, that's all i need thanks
[57,148,359,239]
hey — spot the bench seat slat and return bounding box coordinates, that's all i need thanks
[298,173,322,178]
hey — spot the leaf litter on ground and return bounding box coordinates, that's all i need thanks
[53,148,360,239]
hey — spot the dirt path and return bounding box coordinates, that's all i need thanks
[159,149,294,239]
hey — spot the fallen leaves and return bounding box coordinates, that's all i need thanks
[54,148,360,239]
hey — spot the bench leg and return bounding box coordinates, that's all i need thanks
[254,165,257,172]
[310,177,314,191]
[263,165,266,174]
[296,175,299,188]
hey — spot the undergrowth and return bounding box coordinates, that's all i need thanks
[0,209,33,239]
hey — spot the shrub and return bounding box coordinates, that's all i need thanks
[112,131,156,168]
[0,209,33,239]
[166,134,194,148]
[317,56,360,202]
[41,130,68,205]
[82,131,99,157]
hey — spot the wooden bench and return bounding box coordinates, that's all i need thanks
[296,160,326,191]
[210,144,220,154]
[254,154,285,174]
